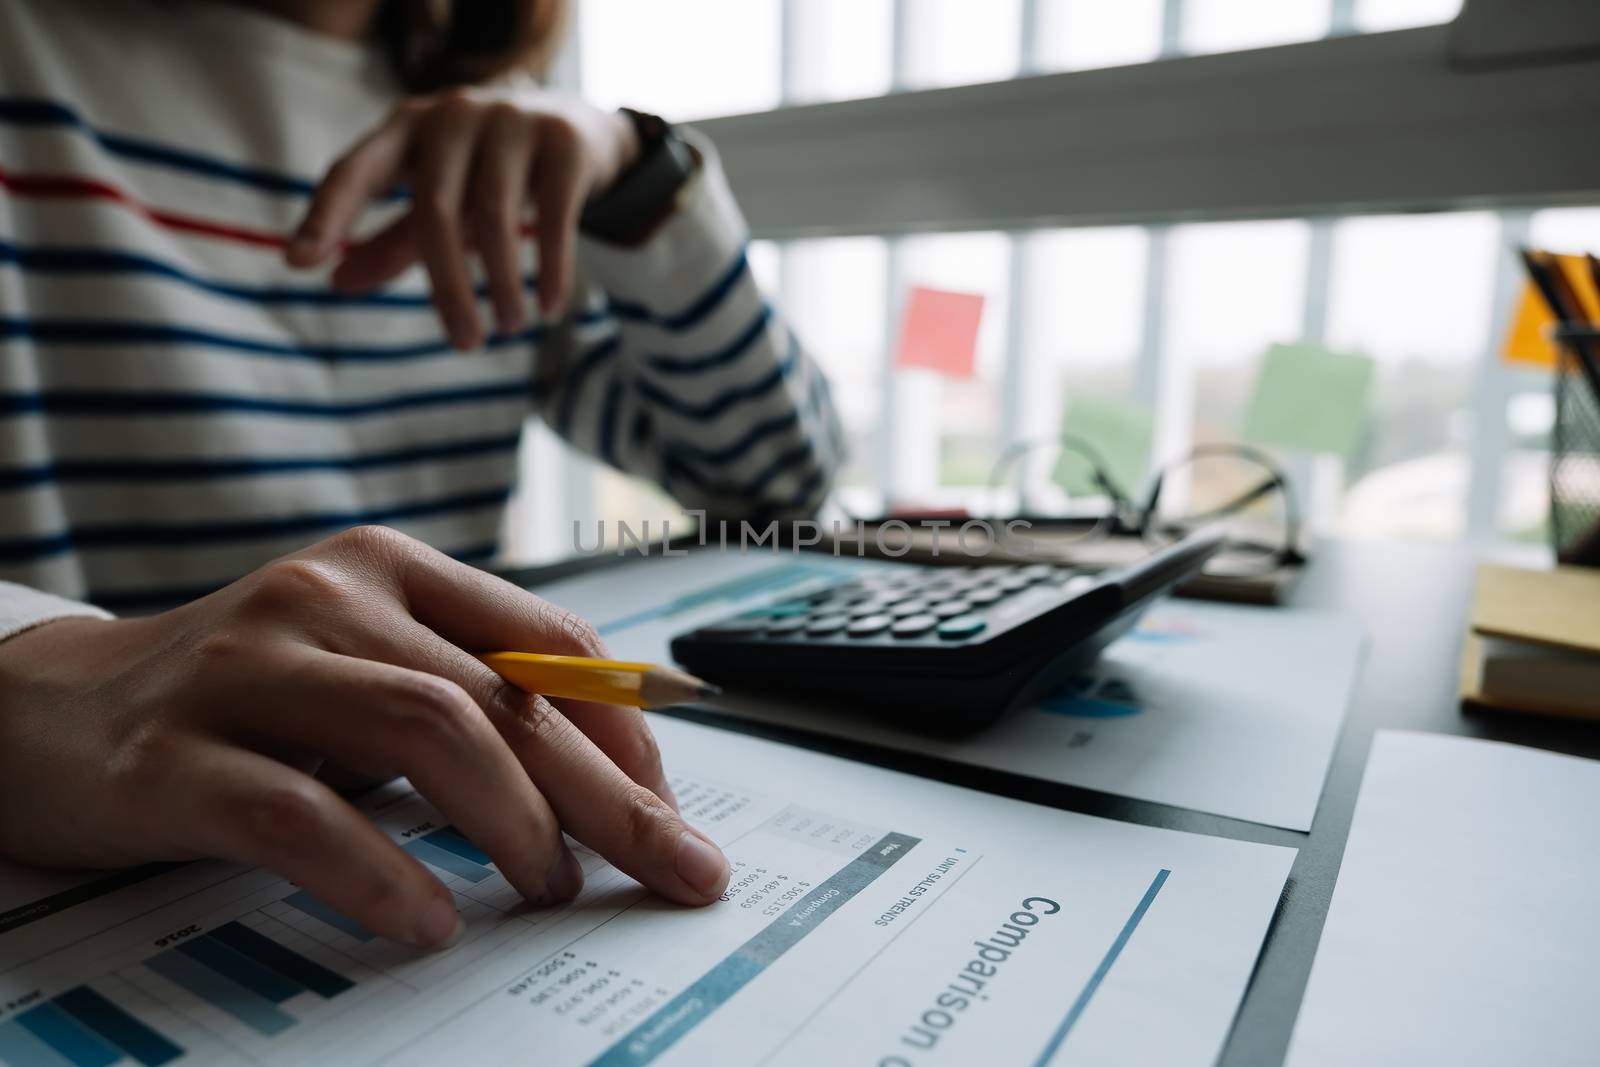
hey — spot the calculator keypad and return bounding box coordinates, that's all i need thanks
[693,564,1083,646]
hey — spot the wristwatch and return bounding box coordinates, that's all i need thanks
[579,108,696,246]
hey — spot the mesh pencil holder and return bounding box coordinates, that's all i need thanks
[1551,325,1600,566]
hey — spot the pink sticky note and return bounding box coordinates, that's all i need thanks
[894,285,985,378]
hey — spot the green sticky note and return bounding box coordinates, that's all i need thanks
[1055,393,1155,499]
[1241,342,1375,458]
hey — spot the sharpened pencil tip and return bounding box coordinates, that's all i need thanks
[697,683,722,699]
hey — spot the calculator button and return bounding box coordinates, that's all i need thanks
[998,572,1034,592]
[847,614,893,636]
[805,614,850,635]
[889,598,930,617]
[850,599,893,618]
[967,587,1003,606]
[766,616,809,636]
[932,599,972,618]
[762,601,813,618]
[698,617,768,637]
[891,614,939,637]
[1021,564,1055,580]
[786,579,840,602]
[937,615,988,640]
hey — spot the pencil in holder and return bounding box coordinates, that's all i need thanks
[1551,324,1600,567]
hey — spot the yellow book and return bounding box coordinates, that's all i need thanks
[1460,564,1600,719]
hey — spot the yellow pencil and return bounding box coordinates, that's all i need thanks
[478,652,720,709]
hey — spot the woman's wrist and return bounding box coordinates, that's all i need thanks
[602,107,644,191]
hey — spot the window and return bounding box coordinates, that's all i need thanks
[1032,0,1164,72]
[1181,0,1330,54]
[1167,220,1311,455]
[1353,0,1464,32]
[786,0,894,104]
[577,0,780,120]
[1326,212,1499,539]
[1019,227,1149,439]
[783,237,890,504]
[503,0,1591,566]
[901,0,1023,89]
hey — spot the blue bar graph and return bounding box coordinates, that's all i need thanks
[208,922,354,999]
[282,890,374,941]
[424,827,493,868]
[14,1003,120,1067]
[176,935,303,1003]
[0,1017,74,1067]
[402,838,492,883]
[53,987,182,1067]
[0,919,359,1067]
[145,949,294,1036]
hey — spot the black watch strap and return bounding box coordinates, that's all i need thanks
[579,109,695,246]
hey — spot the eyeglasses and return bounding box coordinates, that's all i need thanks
[982,437,1305,578]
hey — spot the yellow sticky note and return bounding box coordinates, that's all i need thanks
[1502,253,1599,371]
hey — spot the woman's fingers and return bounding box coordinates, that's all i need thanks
[531,118,587,316]
[468,103,537,334]
[222,643,581,908]
[390,542,677,805]
[288,109,413,268]
[355,623,724,907]
[410,99,490,351]
[330,213,420,294]
[486,693,729,906]
[176,742,463,949]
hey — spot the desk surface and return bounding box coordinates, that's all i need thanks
[507,538,1600,1067]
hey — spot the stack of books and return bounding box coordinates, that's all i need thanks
[1460,563,1600,720]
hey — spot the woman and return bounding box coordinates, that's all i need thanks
[0,0,841,948]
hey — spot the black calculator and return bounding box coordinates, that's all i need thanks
[670,529,1225,735]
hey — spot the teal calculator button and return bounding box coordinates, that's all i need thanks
[937,615,987,640]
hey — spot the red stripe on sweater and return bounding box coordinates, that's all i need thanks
[0,164,538,253]
[0,165,289,248]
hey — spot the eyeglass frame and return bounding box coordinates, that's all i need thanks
[982,436,1308,570]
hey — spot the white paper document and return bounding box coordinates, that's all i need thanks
[536,551,1363,831]
[0,717,1294,1066]
[1284,730,1600,1067]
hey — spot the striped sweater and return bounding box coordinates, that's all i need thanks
[0,0,841,636]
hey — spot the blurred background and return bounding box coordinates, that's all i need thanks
[503,0,1596,561]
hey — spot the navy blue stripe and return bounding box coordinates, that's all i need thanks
[79,540,500,613]
[637,332,800,422]
[667,441,818,500]
[744,441,821,498]
[608,247,750,332]
[0,488,510,563]
[598,380,623,469]
[663,409,800,466]
[666,450,826,514]
[0,433,521,488]
[0,380,530,419]
[644,305,772,375]
[554,335,622,437]
[0,97,394,199]
[0,316,540,362]
[0,239,533,309]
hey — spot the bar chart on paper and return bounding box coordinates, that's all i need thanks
[0,773,956,1067]
[0,718,1297,1067]
[0,814,596,1067]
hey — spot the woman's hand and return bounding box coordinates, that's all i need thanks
[285,89,642,349]
[0,527,728,949]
